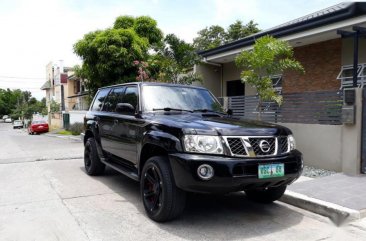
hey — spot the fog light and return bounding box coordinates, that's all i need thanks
[197,164,214,180]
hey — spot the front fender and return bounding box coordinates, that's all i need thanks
[141,130,183,153]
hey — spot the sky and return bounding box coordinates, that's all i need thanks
[0,0,345,100]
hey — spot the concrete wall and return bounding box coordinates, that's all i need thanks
[69,111,87,125]
[281,89,363,174]
[195,63,221,97]
[342,37,366,65]
[281,123,343,171]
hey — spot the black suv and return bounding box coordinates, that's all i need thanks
[83,82,303,222]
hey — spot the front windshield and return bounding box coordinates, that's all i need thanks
[142,85,223,112]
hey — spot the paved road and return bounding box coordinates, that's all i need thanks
[0,123,366,241]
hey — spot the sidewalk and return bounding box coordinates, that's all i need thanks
[281,173,366,225]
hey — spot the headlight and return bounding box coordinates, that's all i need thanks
[288,135,296,151]
[183,135,223,154]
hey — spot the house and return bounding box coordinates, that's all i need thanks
[41,61,88,129]
[66,73,88,111]
[196,2,366,97]
[195,2,366,175]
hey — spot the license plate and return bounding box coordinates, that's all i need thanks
[258,163,284,179]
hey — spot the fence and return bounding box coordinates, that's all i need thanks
[220,90,343,125]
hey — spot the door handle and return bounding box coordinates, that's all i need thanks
[114,119,119,125]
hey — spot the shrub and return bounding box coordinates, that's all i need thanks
[67,122,84,135]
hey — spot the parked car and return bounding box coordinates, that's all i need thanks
[28,120,49,134]
[83,82,303,222]
[13,120,23,129]
[2,115,9,120]
[4,118,12,123]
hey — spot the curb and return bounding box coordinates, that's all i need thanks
[280,190,366,225]
[44,133,82,141]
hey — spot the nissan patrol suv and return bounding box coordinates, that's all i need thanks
[83,82,303,222]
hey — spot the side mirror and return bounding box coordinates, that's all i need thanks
[116,103,135,115]
[227,109,233,116]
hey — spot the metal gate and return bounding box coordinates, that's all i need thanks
[63,113,70,130]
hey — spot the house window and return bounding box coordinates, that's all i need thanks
[358,65,366,78]
[337,64,365,89]
[271,75,282,87]
[271,75,282,93]
[74,80,81,94]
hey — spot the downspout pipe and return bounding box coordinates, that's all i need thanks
[202,59,224,97]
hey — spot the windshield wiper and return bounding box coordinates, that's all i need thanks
[153,107,193,113]
[193,109,226,115]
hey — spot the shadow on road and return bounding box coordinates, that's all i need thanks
[80,166,306,240]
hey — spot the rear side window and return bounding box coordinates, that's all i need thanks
[91,88,110,111]
[102,87,125,112]
[122,86,139,109]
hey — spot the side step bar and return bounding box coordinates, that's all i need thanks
[101,158,139,181]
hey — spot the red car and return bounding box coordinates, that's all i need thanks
[28,120,49,135]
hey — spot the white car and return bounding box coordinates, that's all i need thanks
[5,118,12,123]
[13,120,23,129]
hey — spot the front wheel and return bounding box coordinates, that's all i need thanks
[245,185,287,203]
[141,156,186,222]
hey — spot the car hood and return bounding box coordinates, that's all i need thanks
[145,113,291,136]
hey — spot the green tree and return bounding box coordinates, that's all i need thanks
[193,20,260,51]
[193,25,226,51]
[227,20,260,43]
[0,88,22,117]
[235,35,304,119]
[148,34,202,84]
[4,90,47,120]
[73,15,163,96]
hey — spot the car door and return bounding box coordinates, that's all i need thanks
[112,85,142,165]
[99,87,125,157]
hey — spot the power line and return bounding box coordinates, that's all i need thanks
[0,75,45,80]
[0,86,44,90]
[0,79,45,83]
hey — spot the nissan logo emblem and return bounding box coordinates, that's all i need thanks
[259,140,271,153]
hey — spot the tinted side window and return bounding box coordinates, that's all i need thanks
[122,86,138,110]
[102,87,125,112]
[91,89,110,111]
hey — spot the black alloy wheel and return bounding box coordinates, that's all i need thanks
[142,164,163,214]
[141,156,186,222]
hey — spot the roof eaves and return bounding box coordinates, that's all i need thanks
[40,81,51,90]
[198,2,366,57]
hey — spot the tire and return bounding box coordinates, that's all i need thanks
[245,185,287,203]
[140,156,186,222]
[84,137,105,176]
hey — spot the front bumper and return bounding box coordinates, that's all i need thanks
[169,150,303,194]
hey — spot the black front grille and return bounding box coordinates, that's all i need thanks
[278,136,289,154]
[248,138,276,156]
[227,138,247,156]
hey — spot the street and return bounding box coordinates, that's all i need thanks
[0,123,365,241]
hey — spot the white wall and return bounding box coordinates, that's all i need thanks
[281,123,343,171]
[69,111,87,124]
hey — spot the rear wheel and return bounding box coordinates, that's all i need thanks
[141,156,186,222]
[245,185,287,203]
[84,137,105,176]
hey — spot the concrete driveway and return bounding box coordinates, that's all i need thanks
[0,123,365,241]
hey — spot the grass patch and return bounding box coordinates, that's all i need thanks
[57,130,73,135]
